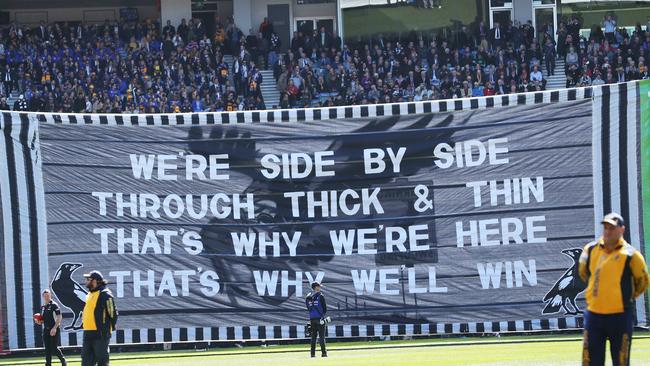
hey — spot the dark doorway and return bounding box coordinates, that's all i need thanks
[268,4,290,53]
[192,11,217,38]
[316,19,334,34]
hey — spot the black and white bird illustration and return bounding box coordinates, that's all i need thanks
[542,248,587,315]
[51,262,87,330]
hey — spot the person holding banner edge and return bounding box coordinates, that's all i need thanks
[306,281,328,358]
[81,271,118,366]
[579,213,649,366]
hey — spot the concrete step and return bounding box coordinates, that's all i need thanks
[258,69,283,110]
[542,57,567,90]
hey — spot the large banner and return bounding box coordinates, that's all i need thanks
[0,82,647,349]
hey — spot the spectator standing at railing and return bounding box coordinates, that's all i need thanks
[2,64,15,96]
[162,20,175,39]
[567,16,581,45]
[474,20,488,44]
[490,21,505,49]
[259,17,273,42]
[604,14,617,44]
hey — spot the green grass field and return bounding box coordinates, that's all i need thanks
[2,335,650,366]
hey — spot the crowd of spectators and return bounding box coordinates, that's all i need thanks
[275,20,551,108]
[0,17,268,113]
[0,13,649,113]
[559,15,650,88]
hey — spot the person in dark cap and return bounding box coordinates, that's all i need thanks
[305,281,327,358]
[81,271,118,366]
[579,213,649,366]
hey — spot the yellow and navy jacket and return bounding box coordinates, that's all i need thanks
[578,237,649,314]
[82,285,118,338]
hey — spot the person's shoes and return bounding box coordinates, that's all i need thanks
[311,354,316,358]
[322,353,328,357]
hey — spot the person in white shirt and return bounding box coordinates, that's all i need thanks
[530,65,543,83]
[592,73,605,85]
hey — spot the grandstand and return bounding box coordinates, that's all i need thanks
[1,0,648,113]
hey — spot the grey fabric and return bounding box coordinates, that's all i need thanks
[37,100,596,330]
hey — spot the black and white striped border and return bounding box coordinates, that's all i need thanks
[32,87,593,126]
[1,82,646,350]
[0,112,49,350]
[592,82,647,326]
[59,317,584,347]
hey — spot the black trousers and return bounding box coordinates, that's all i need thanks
[82,331,111,366]
[3,80,12,95]
[583,309,634,366]
[310,319,327,356]
[545,57,555,76]
[43,330,66,365]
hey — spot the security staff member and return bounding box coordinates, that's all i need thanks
[81,271,118,366]
[579,213,649,366]
[35,289,67,366]
[306,282,327,358]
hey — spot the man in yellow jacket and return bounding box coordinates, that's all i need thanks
[579,213,649,366]
[81,271,118,366]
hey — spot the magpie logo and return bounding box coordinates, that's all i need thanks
[542,248,587,315]
[51,262,87,331]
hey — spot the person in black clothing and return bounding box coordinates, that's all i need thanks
[306,282,327,358]
[81,271,118,366]
[0,97,9,111]
[177,18,189,42]
[35,289,67,366]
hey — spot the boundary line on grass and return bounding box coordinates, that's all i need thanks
[2,335,650,365]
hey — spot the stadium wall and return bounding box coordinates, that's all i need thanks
[7,6,159,25]
[293,0,337,19]
[0,82,648,350]
[160,0,191,28]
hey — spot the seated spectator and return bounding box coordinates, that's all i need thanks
[483,81,496,96]
[641,64,649,79]
[530,65,543,82]
[0,96,9,110]
[471,82,484,97]
[566,47,580,68]
[579,72,592,86]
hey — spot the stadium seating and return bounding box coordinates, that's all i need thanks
[0,16,648,113]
